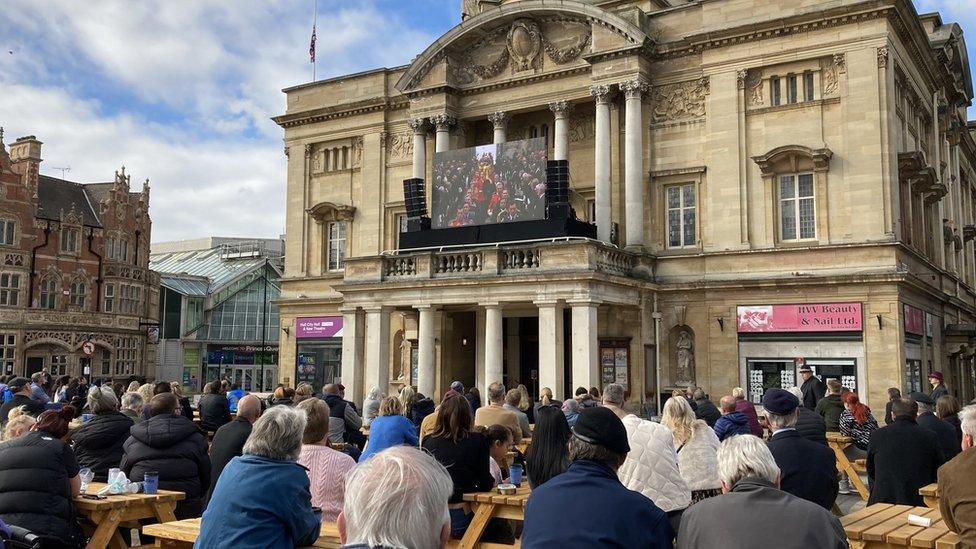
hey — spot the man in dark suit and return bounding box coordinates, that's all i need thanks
[205,394,262,506]
[867,398,944,506]
[764,388,838,511]
[912,392,961,461]
[798,366,826,410]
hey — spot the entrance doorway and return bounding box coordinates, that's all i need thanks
[26,356,43,376]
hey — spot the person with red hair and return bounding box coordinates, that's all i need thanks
[838,392,879,494]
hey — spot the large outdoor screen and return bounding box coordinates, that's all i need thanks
[431,137,548,229]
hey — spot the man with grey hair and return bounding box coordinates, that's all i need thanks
[602,383,690,531]
[938,404,976,542]
[198,406,321,548]
[338,446,453,549]
[120,392,144,423]
[474,381,522,442]
[73,385,134,481]
[678,435,847,548]
[691,388,721,427]
[763,388,837,510]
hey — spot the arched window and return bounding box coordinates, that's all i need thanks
[69,278,87,308]
[39,276,58,309]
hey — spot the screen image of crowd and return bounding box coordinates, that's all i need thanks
[432,137,548,229]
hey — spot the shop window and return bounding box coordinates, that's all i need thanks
[103,283,115,312]
[779,173,816,241]
[0,219,14,246]
[69,278,87,308]
[327,222,347,271]
[60,227,80,254]
[0,273,20,306]
[39,276,58,309]
[0,334,14,375]
[747,358,858,403]
[904,359,922,394]
[666,184,696,248]
[50,355,68,376]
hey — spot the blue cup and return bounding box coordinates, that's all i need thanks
[143,472,159,495]
[509,464,523,486]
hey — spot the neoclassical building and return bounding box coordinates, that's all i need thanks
[275,0,976,411]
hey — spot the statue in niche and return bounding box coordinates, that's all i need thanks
[675,330,695,386]
[397,338,412,382]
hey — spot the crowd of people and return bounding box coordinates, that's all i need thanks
[1,366,975,548]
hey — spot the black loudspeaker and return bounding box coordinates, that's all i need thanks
[546,160,572,219]
[403,178,428,219]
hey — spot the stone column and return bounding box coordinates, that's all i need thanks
[432,114,456,154]
[570,301,599,390]
[489,111,508,145]
[416,305,436,398]
[620,79,649,249]
[537,301,565,400]
[340,308,365,405]
[410,118,426,180]
[549,101,570,161]
[590,85,613,242]
[484,304,504,390]
[364,306,391,395]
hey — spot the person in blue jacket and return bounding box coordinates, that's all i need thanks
[714,395,753,441]
[521,407,673,549]
[197,406,320,549]
[359,396,418,463]
[226,383,247,413]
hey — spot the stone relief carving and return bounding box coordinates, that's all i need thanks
[312,149,323,172]
[568,115,594,143]
[353,137,363,168]
[650,78,709,123]
[386,132,414,161]
[877,46,889,68]
[822,56,843,97]
[745,70,764,107]
[508,19,542,71]
[2,252,24,267]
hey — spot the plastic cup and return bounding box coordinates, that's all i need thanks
[108,468,121,484]
[143,472,159,495]
[508,464,523,486]
[79,468,93,493]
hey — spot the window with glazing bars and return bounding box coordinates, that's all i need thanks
[666,184,696,248]
[779,173,816,241]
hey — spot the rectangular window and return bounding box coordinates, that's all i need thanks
[786,75,798,104]
[50,355,67,376]
[103,283,115,313]
[69,280,86,308]
[803,72,815,102]
[327,222,347,271]
[0,273,19,306]
[0,334,15,375]
[119,284,141,315]
[779,173,816,241]
[100,349,111,376]
[0,219,14,246]
[770,77,782,106]
[115,337,138,375]
[59,227,79,253]
[39,278,57,309]
[666,184,696,248]
[107,237,128,262]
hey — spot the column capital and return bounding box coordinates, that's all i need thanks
[589,84,613,104]
[480,302,504,309]
[362,305,392,314]
[409,117,427,133]
[619,79,649,99]
[487,111,509,128]
[413,304,440,312]
[339,306,362,315]
[431,114,457,130]
[548,100,571,117]
[533,299,564,307]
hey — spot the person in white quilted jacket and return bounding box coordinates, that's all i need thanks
[602,383,691,532]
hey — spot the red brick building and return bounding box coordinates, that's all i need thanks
[0,133,159,381]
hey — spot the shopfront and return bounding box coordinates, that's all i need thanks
[205,344,279,392]
[736,303,865,404]
[295,316,343,391]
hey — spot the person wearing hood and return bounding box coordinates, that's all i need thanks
[714,396,752,441]
[72,386,134,482]
[121,393,211,519]
[561,398,580,428]
[361,387,382,428]
[815,379,846,432]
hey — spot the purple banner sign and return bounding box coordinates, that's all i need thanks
[295,316,344,339]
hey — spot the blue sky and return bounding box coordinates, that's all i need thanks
[0,1,973,243]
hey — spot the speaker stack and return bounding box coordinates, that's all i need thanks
[545,160,573,220]
[402,178,430,231]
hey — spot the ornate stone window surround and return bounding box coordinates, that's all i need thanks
[307,202,355,273]
[0,214,17,248]
[0,271,21,307]
[38,272,60,310]
[743,57,834,113]
[106,231,130,263]
[752,145,833,246]
[59,223,82,256]
[311,138,363,174]
[67,274,89,310]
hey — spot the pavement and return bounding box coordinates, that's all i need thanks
[836,492,867,516]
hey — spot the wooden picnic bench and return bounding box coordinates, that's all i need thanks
[141,518,342,548]
[826,432,870,501]
[74,483,185,549]
[920,483,941,509]
[841,503,961,548]
[458,485,531,549]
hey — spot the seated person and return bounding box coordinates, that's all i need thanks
[72,386,134,482]
[296,398,356,523]
[938,404,976,542]
[359,396,419,463]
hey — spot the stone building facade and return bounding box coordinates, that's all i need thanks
[0,134,159,382]
[275,0,976,411]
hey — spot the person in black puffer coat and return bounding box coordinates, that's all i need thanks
[121,393,211,519]
[72,386,134,482]
[410,394,436,428]
[0,406,87,548]
[692,389,722,427]
[788,387,827,445]
[198,381,231,434]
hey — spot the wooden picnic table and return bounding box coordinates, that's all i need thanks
[920,483,941,509]
[142,518,342,548]
[458,485,531,548]
[826,432,870,501]
[841,503,960,548]
[74,482,185,549]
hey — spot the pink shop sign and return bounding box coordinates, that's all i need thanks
[296,316,344,339]
[736,303,862,333]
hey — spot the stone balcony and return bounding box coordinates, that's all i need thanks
[342,239,655,285]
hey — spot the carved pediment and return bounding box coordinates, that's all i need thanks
[307,202,356,223]
[752,145,833,176]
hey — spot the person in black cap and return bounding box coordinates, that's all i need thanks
[0,377,45,427]
[521,407,673,549]
[763,388,838,510]
[867,397,943,505]
[798,365,826,410]
[912,391,961,461]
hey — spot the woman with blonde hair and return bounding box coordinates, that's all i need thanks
[398,385,416,418]
[661,396,721,504]
[359,396,419,462]
[2,406,36,441]
[126,380,141,393]
[533,387,560,419]
[516,384,534,423]
[170,381,194,420]
[294,383,314,405]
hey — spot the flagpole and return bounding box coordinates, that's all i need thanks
[312,0,317,81]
